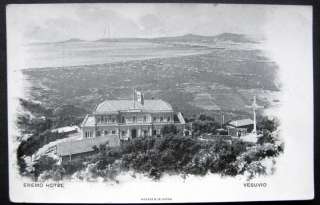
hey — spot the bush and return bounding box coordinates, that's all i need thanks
[96,150,121,170]
[17,131,68,158]
[149,167,162,180]
[243,161,267,180]
[233,142,283,178]
[257,117,279,133]
[33,156,57,178]
[192,117,220,136]
[52,104,87,127]
[17,156,27,175]
[17,99,53,135]
[257,131,275,145]
[19,98,52,117]
[38,166,65,182]
[198,114,215,121]
[161,124,178,136]
[63,159,85,175]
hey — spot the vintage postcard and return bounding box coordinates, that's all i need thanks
[7,3,313,203]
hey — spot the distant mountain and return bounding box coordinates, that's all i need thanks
[150,33,256,43]
[92,33,256,44]
[94,37,149,42]
[28,38,86,45]
[58,38,86,43]
[214,33,256,43]
[153,33,211,41]
[31,33,256,45]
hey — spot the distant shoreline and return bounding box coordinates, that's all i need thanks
[20,49,214,71]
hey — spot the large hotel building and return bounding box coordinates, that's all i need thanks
[81,99,186,141]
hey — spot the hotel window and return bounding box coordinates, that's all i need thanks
[121,130,126,136]
[160,117,163,122]
[143,116,147,122]
[167,116,171,122]
[96,131,101,137]
[133,116,136,122]
[121,116,125,123]
[112,130,116,134]
[144,130,148,136]
[104,130,108,135]
[153,117,157,122]
[86,131,92,138]
[111,118,115,123]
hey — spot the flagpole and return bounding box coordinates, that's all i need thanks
[133,88,135,109]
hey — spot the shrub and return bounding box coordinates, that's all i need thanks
[257,130,275,145]
[192,119,220,136]
[161,124,178,136]
[52,166,66,181]
[17,156,27,175]
[33,156,57,178]
[17,131,68,158]
[63,159,85,176]
[19,98,52,117]
[257,117,279,133]
[52,104,87,127]
[198,114,215,121]
[243,161,267,180]
[95,147,122,170]
[184,152,209,176]
[233,142,283,178]
[149,167,162,180]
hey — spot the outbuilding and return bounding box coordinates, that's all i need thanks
[226,118,254,137]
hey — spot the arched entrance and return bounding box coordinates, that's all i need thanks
[131,129,137,139]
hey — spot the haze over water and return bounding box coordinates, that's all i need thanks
[22,40,212,69]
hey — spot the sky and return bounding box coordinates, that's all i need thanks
[6,3,275,43]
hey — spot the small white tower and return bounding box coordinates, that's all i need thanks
[246,96,263,134]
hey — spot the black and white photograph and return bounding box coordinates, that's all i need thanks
[6,3,313,203]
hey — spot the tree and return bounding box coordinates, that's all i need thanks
[198,114,215,121]
[63,159,84,176]
[257,117,279,133]
[192,119,220,136]
[19,98,53,117]
[33,156,57,178]
[257,130,275,145]
[161,124,178,136]
[149,167,161,180]
[52,104,87,127]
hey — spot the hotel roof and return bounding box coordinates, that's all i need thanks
[228,118,254,127]
[56,135,119,157]
[95,99,173,113]
[51,125,79,133]
[81,115,95,127]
